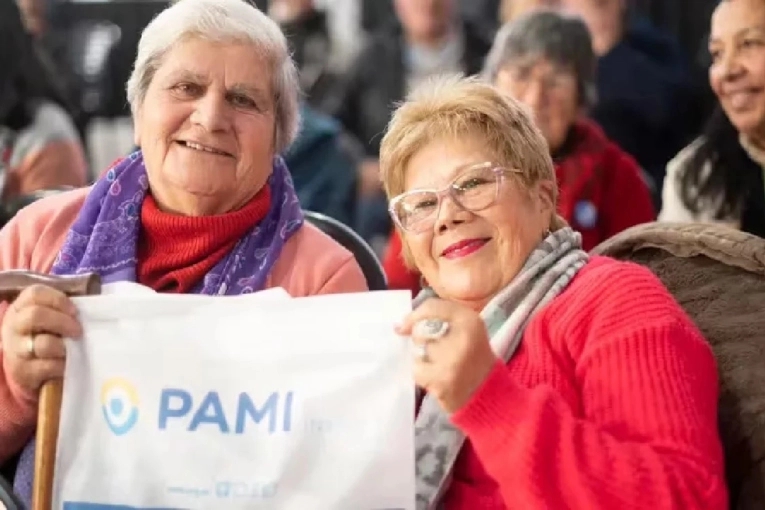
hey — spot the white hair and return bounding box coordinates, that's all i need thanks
[126,0,300,153]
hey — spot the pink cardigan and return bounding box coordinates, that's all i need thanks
[0,187,368,463]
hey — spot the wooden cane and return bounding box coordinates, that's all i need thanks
[0,271,102,510]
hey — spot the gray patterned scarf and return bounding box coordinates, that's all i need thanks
[413,227,589,509]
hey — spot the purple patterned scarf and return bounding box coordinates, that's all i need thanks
[13,150,304,504]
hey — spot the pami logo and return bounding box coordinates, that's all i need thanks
[101,378,140,435]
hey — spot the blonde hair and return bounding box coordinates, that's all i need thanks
[380,74,566,268]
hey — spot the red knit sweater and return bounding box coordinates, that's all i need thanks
[136,187,271,292]
[440,256,727,509]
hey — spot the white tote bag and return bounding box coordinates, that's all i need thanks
[53,290,415,510]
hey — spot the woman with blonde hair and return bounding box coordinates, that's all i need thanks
[384,75,727,508]
[382,9,655,294]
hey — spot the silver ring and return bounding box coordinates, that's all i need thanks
[413,318,450,340]
[25,337,36,359]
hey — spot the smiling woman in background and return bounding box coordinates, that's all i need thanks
[385,75,726,509]
[660,0,765,237]
[0,0,367,503]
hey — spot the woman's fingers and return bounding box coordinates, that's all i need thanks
[18,358,67,393]
[13,284,78,316]
[11,305,82,339]
[31,333,67,359]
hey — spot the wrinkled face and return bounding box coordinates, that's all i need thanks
[400,135,554,310]
[495,57,580,153]
[709,0,765,141]
[394,0,455,42]
[134,37,277,216]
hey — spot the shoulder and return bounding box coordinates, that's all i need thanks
[10,101,81,166]
[543,256,698,343]
[268,222,368,296]
[537,255,714,374]
[571,120,646,184]
[659,137,719,223]
[0,187,88,272]
[667,137,707,178]
[20,101,79,144]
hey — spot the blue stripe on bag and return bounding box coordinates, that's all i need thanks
[63,503,182,510]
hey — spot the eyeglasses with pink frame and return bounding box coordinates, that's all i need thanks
[388,161,521,233]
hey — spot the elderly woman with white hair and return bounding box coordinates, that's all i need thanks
[0,0,367,501]
[386,76,727,508]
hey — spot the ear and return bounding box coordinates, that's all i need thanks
[535,179,557,219]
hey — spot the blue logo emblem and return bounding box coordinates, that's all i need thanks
[574,200,598,229]
[101,378,140,435]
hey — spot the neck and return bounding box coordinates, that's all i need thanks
[750,130,765,152]
[406,25,453,50]
[152,190,256,217]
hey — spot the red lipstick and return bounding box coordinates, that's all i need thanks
[441,238,489,259]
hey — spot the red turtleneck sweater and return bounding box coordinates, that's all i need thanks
[136,187,271,293]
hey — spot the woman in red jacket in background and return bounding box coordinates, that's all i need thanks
[384,9,655,294]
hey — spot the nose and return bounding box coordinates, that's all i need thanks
[433,192,471,233]
[522,80,546,113]
[191,92,231,133]
[718,50,745,82]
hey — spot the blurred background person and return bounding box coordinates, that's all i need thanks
[660,0,765,238]
[0,0,87,201]
[330,0,492,251]
[384,10,654,295]
[270,0,341,113]
[562,0,703,200]
[499,0,561,23]
[283,104,360,227]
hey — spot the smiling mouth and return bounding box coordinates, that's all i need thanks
[441,238,491,259]
[177,140,232,157]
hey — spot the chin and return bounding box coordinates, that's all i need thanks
[435,270,500,308]
[725,110,765,136]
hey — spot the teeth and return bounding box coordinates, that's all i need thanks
[185,141,224,155]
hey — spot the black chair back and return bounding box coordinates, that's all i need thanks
[304,211,387,291]
[0,473,23,510]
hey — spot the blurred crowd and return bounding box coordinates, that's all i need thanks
[2,0,762,292]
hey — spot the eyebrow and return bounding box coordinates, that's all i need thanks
[165,70,271,103]
[710,26,765,44]
[411,161,494,190]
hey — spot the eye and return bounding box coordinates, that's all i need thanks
[457,178,484,190]
[709,48,722,63]
[454,175,492,193]
[171,82,203,97]
[229,94,257,109]
[741,38,764,49]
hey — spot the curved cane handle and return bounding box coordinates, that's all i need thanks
[0,270,102,510]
